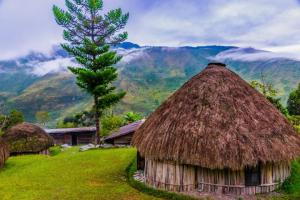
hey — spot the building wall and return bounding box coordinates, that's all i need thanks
[77,133,95,145]
[50,133,95,146]
[109,133,134,145]
[144,159,291,195]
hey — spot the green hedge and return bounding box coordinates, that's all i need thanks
[126,157,209,200]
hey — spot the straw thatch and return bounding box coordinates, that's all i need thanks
[133,63,300,170]
[3,123,54,155]
[0,138,9,168]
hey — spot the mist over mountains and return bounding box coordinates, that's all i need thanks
[0,42,299,125]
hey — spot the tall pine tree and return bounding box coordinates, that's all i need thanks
[53,0,129,143]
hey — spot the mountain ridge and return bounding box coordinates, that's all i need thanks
[0,43,299,126]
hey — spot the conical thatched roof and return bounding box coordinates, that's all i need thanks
[0,138,9,168]
[3,123,54,155]
[132,63,300,170]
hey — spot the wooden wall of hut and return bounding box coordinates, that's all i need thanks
[39,149,50,155]
[51,133,95,145]
[112,133,134,145]
[0,143,9,168]
[76,134,95,145]
[144,159,290,195]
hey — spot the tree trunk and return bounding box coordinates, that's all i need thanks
[95,112,100,145]
[94,97,100,145]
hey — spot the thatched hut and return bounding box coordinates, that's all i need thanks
[0,138,9,168]
[132,63,300,195]
[3,123,54,155]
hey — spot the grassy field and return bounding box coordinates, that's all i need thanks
[0,147,159,200]
[0,147,299,200]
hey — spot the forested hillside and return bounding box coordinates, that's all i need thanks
[0,43,299,125]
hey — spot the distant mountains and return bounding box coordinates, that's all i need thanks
[0,42,299,126]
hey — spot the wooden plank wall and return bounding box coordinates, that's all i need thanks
[144,159,291,195]
[0,145,8,168]
[51,135,68,145]
[77,134,95,145]
[113,134,133,145]
[145,159,195,192]
[39,149,50,155]
[51,133,95,145]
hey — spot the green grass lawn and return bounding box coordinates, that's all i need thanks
[0,147,299,200]
[0,147,160,200]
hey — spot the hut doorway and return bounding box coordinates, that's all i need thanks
[72,135,78,146]
[137,152,145,170]
[245,165,261,186]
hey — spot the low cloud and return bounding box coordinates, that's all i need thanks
[30,58,73,76]
[213,46,300,61]
[212,48,287,61]
[118,48,149,64]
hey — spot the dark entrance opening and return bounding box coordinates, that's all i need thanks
[245,165,261,186]
[137,151,145,170]
[72,135,78,146]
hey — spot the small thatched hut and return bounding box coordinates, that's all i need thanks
[3,123,54,155]
[132,63,300,195]
[0,138,9,168]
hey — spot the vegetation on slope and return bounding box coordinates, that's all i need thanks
[1,46,300,125]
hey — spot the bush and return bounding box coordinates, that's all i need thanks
[287,83,300,116]
[124,112,143,123]
[0,110,24,132]
[280,159,300,199]
[101,115,125,136]
[56,121,77,128]
[287,115,300,133]
[49,146,61,156]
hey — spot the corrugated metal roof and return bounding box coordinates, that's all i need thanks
[45,127,96,134]
[104,120,145,141]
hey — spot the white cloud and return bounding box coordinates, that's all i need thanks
[30,58,73,76]
[265,44,300,59]
[0,0,65,60]
[117,47,149,64]
[213,48,289,61]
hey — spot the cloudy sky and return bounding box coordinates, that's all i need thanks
[1,0,300,59]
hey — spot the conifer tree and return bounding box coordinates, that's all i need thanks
[53,0,129,143]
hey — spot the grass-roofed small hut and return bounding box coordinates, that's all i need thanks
[132,63,300,196]
[3,123,54,155]
[0,138,9,168]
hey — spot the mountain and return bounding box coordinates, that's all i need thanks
[0,43,299,126]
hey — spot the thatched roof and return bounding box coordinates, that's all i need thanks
[132,63,300,170]
[0,138,9,168]
[3,123,54,154]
